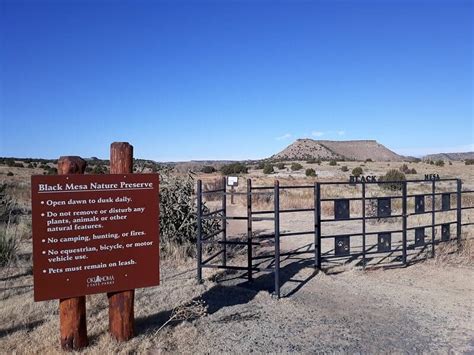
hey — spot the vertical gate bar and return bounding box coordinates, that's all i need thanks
[402,181,407,266]
[222,177,227,267]
[457,179,462,248]
[247,179,253,282]
[316,183,322,269]
[274,180,280,298]
[431,179,436,258]
[313,182,318,268]
[197,180,203,283]
[362,182,366,268]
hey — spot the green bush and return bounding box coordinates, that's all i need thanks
[276,163,285,170]
[435,160,445,167]
[160,173,220,257]
[329,159,337,166]
[399,164,416,174]
[352,167,363,177]
[290,163,303,171]
[221,162,248,175]
[201,166,216,174]
[263,164,274,174]
[305,168,317,177]
[256,162,265,170]
[306,158,317,164]
[92,165,106,174]
[341,165,348,172]
[465,159,474,165]
[379,169,406,191]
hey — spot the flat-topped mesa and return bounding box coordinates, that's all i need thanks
[272,139,404,162]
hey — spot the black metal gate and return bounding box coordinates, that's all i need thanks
[196,177,474,298]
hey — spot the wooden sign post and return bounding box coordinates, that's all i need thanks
[108,142,135,341]
[58,156,88,350]
[31,143,160,350]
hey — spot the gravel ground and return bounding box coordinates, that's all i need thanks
[153,246,474,353]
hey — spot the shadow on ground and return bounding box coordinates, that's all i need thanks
[136,255,318,334]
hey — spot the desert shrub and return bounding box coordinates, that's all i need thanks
[429,160,434,165]
[399,164,416,174]
[27,163,34,169]
[435,160,445,167]
[465,159,474,165]
[305,168,317,177]
[221,162,248,175]
[13,163,24,168]
[6,172,13,176]
[399,164,409,173]
[329,159,337,166]
[44,167,58,175]
[306,158,317,164]
[263,164,274,174]
[160,173,220,258]
[92,165,107,174]
[276,163,285,170]
[0,228,18,267]
[201,166,216,174]
[5,159,15,167]
[256,162,265,170]
[379,169,406,191]
[449,161,452,165]
[365,158,372,162]
[290,163,303,171]
[352,167,363,177]
[341,165,348,172]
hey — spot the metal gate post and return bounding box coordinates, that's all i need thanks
[316,183,321,269]
[197,180,203,283]
[313,182,318,268]
[402,181,407,265]
[222,177,227,267]
[457,179,462,248]
[362,182,366,268]
[274,180,280,298]
[247,179,253,281]
[431,180,436,258]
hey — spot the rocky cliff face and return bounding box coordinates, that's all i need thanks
[271,139,404,161]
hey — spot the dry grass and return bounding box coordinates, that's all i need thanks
[432,235,474,266]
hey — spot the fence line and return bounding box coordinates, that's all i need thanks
[197,178,474,298]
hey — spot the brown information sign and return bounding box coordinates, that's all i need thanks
[31,174,160,301]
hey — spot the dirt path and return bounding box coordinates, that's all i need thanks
[156,258,474,353]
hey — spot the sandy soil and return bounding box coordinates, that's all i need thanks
[1,234,473,353]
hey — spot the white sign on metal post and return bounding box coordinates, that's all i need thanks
[227,176,238,186]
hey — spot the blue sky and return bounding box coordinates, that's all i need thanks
[1,0,472,161]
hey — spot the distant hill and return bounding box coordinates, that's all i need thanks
[422,152,474,161]
[271,139,404,162]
